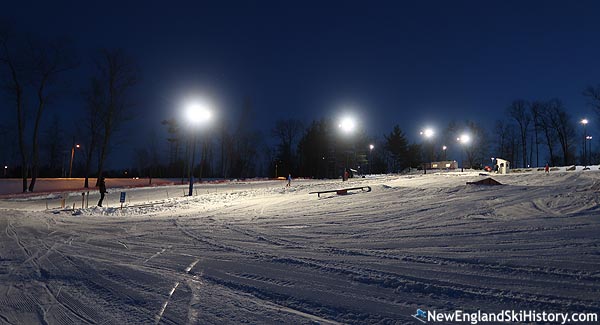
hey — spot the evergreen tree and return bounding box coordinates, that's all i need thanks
[298,119,333,178]
[384,125,409,172]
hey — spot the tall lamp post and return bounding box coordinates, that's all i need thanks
[457,134,470,172]
[185,100,213,197]
[420,128,434,174]
[369,144,374,175]
[69,143,81,178]
[442,145,447,161]
[339,116,356,180]
[586,135,593,166]
[581,118,588,166]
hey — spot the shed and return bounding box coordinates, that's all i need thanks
[495,158,510,174]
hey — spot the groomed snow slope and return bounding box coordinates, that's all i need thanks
[0,170,599,324]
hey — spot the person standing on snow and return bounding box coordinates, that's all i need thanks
[97,177,107,207]
[545,163,549,174]
[286,173,292,187]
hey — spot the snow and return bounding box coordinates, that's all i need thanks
[0,169,599,323]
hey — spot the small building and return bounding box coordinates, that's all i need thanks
[425,161,458,170]
[495,158,510,174]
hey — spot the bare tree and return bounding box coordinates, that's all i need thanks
[271,118,303,175]
[537,101,558,165]
[530,101,544,167]
[507,100,531,168]
[1,22,76,191]
[42,114,64,176]
[27,38,76,191]
[133,147,150,178]
[219,121,233,178]
[493,120,511,160]
[546,99,576,165]
[583,85,600,116]
[92,49,140,184]
[463,120,488,169]
[81,78,104,188]
[0,23,28,191]
[161,119,181,168]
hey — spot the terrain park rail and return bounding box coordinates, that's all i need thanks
[309,186,372,197]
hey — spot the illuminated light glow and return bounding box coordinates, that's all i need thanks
[185,101,213,125]
[581,118,589,125]
[338,116,356,133]
[369,144,374,150]
[420,128,434,138]
[75,144,81,148]
[442,145,447,150]
[458,134,470,144]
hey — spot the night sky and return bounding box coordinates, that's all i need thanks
[5,0,600,168]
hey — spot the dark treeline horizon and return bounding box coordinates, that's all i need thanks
[3,18,600,191]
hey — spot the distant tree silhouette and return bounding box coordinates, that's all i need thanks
[92,49,140,185]
[1,23,29,191]
[27,38,76,191]
[530,101,544,167]
[494,120,512,163]
[463,120,488,169]
[583,85,600,117]
[223,97,262,178]
[507,100,531,168]
[81,77,103,187]
[535,101,559,166]
[298,119,333,178]
[0,22,75,191]
[271,119,303,176]
[42,114,65,176]
[161,118,182,175]
[546,99,576,165]
[384,125,409,172]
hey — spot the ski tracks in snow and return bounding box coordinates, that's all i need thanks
[155,258,201,324]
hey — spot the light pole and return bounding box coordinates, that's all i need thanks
[339,115,356,180]
[581,118,588,166]
[69,143,80,178]
[3,165,7,177]
[442,146,447,161]
[587,135,593,166]
[420,128,434,174]
[369,144,374,175]
[185,100,213,196]
[457,134,470,172]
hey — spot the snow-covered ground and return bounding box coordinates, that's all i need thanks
[0,169,599,324]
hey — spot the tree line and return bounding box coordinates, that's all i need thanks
[3,19,600,191]
[1,20,139,192]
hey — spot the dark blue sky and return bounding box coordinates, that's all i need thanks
[6,0,600,167]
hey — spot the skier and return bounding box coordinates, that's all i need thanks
[97,177,107,207]
[544,163,549,174]
[286,173,292,187]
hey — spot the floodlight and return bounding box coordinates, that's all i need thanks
[185,101,212,125]
[339,116,356,133]
[421,128,434,138]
